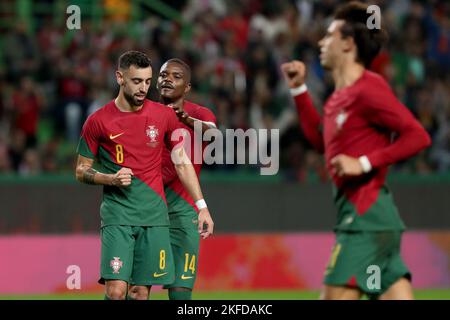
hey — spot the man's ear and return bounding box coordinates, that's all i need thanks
[184,82,192,94]
[343,36,355,53]
[116,70,124,86]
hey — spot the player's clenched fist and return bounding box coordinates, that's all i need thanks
[330,154,363,177]
[280,60,307,88]
[111,167,134,187]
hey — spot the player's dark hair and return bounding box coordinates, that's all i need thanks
[118,51,152,70]
[165,58,191,82]
[334,1,388,67]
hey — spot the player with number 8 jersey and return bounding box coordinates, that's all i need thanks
[75,51,212,300]
[78,98,182,227]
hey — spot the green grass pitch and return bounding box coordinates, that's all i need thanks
[1,289,450,300]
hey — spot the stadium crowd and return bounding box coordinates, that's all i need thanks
[0,0,449,180]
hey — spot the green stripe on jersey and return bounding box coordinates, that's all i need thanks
[164,186,197,228]
[97,146,169,227]
[77,136,95,159]
[333,185,406,232]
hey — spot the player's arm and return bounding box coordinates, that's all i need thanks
[170,104,216,133]
[75,154,133,187]
[76,115,133,186]
[281,61,325,153]
[331,79,431,177]
[171,146,214,239]
[362,87,431,169]
[181,115,216,132]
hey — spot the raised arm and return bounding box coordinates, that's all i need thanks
[281,61,325,153]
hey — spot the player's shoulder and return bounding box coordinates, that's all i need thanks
[145,99,170,112]
[185,100,209,112]
[85,100,115,124]
[361,70,390,89]
[185,100,215,118]
[145,99,165,108]
[144,99,177,121]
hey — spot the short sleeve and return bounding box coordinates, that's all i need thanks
[76,114,100,159]
[197,107,217,126]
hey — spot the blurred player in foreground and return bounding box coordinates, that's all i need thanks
[281,1,431,300]
[154,58,216,300]
[75,51,213,300]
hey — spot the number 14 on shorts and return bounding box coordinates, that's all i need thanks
[182,254,196,279]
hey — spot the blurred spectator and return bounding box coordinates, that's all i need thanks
[0,138,12,173]
[430,82,450,172]
[8,129,27,171]
[10,76,44,148]
[3,22,39,82]
[54,53,90,143]
[19,148,41,176]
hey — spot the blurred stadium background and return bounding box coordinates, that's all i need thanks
[0,0,449,299]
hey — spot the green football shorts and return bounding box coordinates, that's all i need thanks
[163,188,200,290]
[324,230,411,299]
[99,225,175,286]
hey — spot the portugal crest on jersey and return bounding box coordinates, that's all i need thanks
[110,257,123,274]
[146,125,159,147]
[336,110,348,131]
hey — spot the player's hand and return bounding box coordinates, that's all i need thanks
[176,110,190,125]
[111,167,133,187]
[330,154,363,177]
[168,103,183,114]
[198,208,214,239]
[280,60,307,88]
[169,103,190,125]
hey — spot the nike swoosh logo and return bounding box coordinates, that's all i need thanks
[181,274,194,280]
[153,272,168,278]
[109,132,125,140]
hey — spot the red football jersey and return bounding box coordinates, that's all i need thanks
[293,70,431,230]
[77,99,184,227]
[161,101,217,210]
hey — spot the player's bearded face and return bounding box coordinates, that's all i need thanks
[123,84,145,107]
[121,66,152,107]
[157,63,190,101]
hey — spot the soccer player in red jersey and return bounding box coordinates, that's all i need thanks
[75,51,213,300]
[156,58,216,300]
[281,2,431,300]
